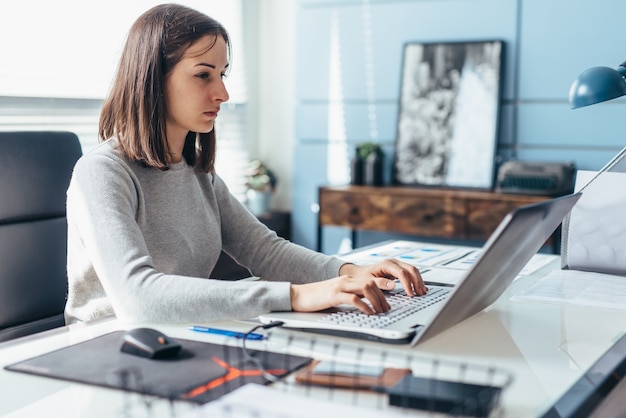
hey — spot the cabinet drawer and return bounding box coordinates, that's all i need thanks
[390,196,466,238]
[319,190,390,231]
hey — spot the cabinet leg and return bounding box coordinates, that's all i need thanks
[317,225,322,252]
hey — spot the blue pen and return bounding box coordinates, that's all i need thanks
[188,326,265,340]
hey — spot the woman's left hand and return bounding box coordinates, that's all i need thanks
[339,258,427,297]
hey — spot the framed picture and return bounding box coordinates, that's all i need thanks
[393,40,504,189]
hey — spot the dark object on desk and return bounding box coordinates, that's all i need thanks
[495,161,576,197]
[5,330,312,403]
[540,333,626,418]
[0,131,82,342]
[387,374,502,417]
[294,359,411,390]
[120,328,182,359]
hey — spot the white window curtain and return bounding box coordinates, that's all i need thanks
[0,0,249,200]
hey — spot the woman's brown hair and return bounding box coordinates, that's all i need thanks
[98,3,230,172]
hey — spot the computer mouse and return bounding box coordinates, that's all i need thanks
[120,327,182,359]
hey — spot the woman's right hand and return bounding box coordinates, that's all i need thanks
[290,274,395,315]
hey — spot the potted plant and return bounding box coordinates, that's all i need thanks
[357,142,380,161]
[245,159,277,215]
[351,142,383,186]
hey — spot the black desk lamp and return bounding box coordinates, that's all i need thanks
[567,61,626,175]
[569,62,626,108]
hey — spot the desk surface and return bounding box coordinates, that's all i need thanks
[1,252,625,417]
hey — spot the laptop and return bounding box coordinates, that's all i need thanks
[259,192,581,346]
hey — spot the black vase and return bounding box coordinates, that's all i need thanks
[364,148,383,186]
[350,149,364,185]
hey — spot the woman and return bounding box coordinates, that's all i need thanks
[65,3,426,325]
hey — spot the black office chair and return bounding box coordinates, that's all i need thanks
[0,131,82,342]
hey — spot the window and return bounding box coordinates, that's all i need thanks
[0,0,249,200]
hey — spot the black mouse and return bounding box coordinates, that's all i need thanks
[120,328,182,359]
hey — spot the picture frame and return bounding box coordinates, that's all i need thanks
[393,40,504,189]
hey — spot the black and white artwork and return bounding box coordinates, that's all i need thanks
[393,40,504,189]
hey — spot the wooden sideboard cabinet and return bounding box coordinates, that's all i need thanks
[317,185,557,252]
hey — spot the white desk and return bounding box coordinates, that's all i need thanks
[1,254,625,417]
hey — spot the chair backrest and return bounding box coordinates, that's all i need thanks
[0,131,82,342]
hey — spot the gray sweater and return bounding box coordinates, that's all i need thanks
[65,139,345,324]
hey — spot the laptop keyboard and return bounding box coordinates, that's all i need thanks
[318,287,452,329]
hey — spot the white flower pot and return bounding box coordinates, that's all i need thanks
[246,189,272,216]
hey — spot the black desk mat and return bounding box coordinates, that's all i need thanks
[5,330,311,403]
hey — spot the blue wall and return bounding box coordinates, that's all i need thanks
[292,0,626,253]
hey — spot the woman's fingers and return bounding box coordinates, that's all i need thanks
[368,258,428,296]
[348,278,390,313]
[330,275,388,314]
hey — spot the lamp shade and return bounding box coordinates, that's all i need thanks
[569,65,626,109]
